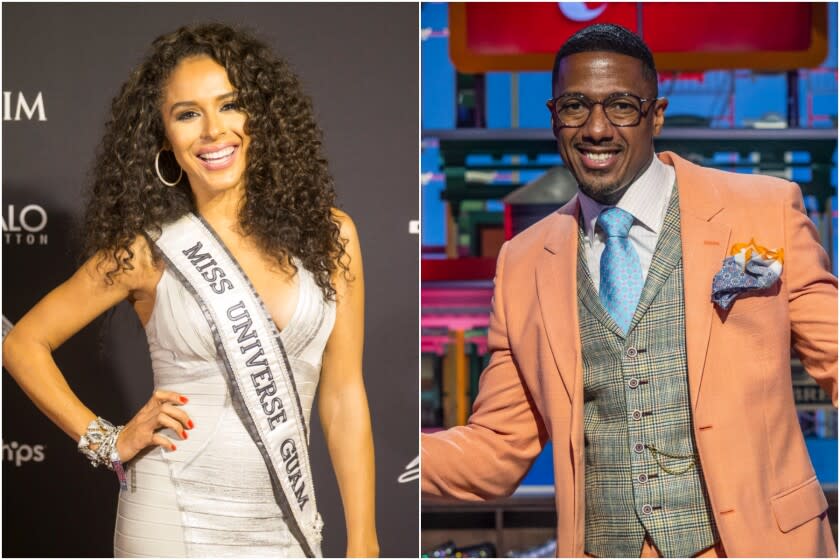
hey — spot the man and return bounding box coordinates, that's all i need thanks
[421,24,837,558]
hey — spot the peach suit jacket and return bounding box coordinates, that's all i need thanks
[421,152,838,557]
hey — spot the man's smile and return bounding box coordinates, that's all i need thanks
[577,146,622,170]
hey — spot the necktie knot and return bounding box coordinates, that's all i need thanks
[598,207,634,238]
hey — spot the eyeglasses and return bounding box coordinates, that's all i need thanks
[546,92,659,128]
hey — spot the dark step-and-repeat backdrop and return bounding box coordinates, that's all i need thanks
[2,3,418,557]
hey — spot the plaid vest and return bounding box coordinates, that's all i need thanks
[578,187,718,557]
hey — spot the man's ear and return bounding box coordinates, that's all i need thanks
[550,113,562,137]
[652,97,668,136]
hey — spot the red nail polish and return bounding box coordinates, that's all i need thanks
[182,431,188,439]
[171,444,177,451]
[180,396,188,404]
[188,420,195,429]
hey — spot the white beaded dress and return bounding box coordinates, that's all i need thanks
[113,261,335,558]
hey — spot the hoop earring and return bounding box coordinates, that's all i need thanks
[155,149,183,187]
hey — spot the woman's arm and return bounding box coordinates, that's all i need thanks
[318,210,379,557]
[2,235,191,460]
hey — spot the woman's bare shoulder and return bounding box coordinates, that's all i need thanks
[331,207,358,240]
[86,233,163,296]
[329,208,363,298]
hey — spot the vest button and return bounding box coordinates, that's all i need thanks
[637,473,648,484]
[626,347,638,358]
[628,378,640,389]
[632,409,643,420]
[633,443,645,454]
[641,504,653,515]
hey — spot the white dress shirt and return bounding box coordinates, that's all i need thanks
[578,155,676,292]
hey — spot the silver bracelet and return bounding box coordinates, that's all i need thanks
[78,417,128,490]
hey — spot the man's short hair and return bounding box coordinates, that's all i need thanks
[552,23,659,96]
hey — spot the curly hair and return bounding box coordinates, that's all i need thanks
[82,23,346,300]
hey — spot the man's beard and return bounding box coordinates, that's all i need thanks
[575,176,628,206]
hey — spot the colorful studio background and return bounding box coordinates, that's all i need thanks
[3,4,418,557]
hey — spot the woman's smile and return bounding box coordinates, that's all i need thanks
[195,143,239,170]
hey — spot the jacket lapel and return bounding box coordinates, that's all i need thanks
[659,152,731,410]
[627,185,683,332]
[535,197,582,402]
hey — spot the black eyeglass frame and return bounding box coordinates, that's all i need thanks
[545,92,661,128]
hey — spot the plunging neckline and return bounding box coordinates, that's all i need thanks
[193,213,302,335]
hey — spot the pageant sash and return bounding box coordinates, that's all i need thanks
[152,213,320,557]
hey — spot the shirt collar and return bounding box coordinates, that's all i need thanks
[578,154,675,241]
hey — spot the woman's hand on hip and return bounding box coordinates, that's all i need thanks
[116,390,193,462]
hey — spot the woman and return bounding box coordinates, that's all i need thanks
[2,23,378,558]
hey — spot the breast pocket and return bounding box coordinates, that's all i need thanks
[717,286,789,349]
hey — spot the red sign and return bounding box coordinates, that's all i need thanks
[464,3,637,55]
[450,2,827,73]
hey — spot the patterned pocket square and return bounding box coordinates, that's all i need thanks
[711,239,783,310]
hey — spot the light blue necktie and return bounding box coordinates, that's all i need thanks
[598,207,643,334]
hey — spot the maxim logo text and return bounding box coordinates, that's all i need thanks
[3,91,46,121]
